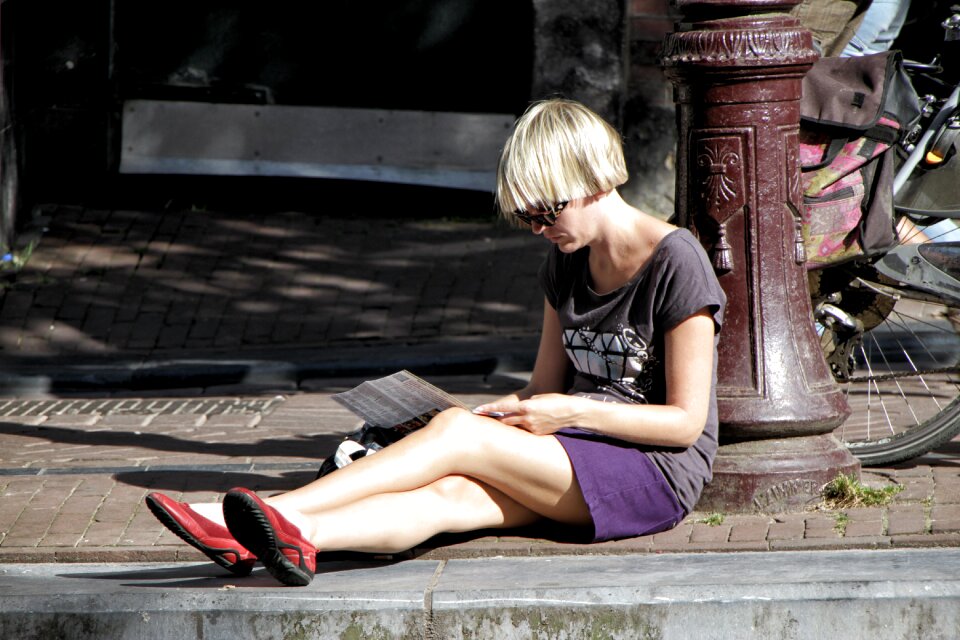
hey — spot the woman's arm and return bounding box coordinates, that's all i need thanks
[475,298,570,409]
[476,308,717,448]
[521,299,571,397]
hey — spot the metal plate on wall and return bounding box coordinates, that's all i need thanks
[120,100,514,191]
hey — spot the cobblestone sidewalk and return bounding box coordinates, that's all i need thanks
[1,377,958,565]
[0,203,957,564]
[0,205,544,363]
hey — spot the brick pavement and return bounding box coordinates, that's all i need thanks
[0,202,958,565]
[0,376,957,565]
[0,203,544,363]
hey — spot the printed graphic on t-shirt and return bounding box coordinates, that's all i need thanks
[563,325,655,397]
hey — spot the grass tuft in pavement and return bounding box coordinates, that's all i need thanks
[821,473,903,510]
[695,513,725,526]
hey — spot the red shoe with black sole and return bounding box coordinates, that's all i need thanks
[223,487,316,587]
[146,492,256,576]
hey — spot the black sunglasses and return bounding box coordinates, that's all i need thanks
[512,201,568,227]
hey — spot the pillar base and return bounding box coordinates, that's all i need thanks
[697,434,860,514]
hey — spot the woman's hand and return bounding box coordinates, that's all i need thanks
[474,393,582,436]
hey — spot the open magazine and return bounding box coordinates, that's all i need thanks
[330,370,469,434]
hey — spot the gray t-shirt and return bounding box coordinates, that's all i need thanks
[539,228,726,513]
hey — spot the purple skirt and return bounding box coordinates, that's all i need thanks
[555,428,684,542]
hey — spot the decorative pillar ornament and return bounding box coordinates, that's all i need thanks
[661,0,859,512]
[695,135,745,272]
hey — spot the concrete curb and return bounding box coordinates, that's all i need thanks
[0,336,538,395]
[2,549,959,639]
[3,528,960,565]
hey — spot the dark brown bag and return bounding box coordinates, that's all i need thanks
[799,51,921,268]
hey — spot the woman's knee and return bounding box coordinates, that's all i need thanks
[431,406,473,424]
[425,475,505,517]
[427,474,481,502]
[422,407,477,442]
[424,476,540,528]
[418,407,523,475]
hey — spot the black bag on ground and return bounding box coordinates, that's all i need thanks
[316,422,409,479]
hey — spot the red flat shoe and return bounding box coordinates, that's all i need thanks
[146,492,256,576]
[223,488,316,587]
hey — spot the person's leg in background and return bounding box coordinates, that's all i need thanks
[842,0,912,56]
[792,0,874,56]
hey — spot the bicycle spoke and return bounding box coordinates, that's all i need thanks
[896,218,927,244]
[857,337,897,440]
[836,293,960,457]
[871,377,897,438]
[819,22,960,463]
[881,313,945,411]
[888,308,960,392]
[922,227,958,242]
[864,328,923,426]
[884,306,956,336]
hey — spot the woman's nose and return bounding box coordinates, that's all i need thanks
[531,222,545,235]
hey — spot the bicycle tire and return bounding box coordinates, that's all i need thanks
[813,15,960,465]
[844,395,960,465]
[813,265,960,466]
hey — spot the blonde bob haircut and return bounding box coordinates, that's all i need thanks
[496,98,628,218]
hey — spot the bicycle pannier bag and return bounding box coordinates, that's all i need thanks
[799,51,920,269]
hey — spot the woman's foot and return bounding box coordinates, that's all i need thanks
[145,492,256,576]
[222,488,316,587]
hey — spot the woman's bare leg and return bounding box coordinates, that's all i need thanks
[305,475,544,553]
[174,408,591,540]
[267,408,591,526]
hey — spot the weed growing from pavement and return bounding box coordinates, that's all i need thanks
[833,512,850,535]
[821,473,903,509]
[0,239,39,290]
[1,238,37,273]
[695,513,725,526]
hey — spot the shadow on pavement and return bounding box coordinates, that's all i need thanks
[115,469,321,494]
[0,421,341,460]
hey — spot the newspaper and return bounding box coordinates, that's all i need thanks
[331,370,469,433]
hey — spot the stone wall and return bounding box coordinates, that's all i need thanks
[531,0,677,219]
[622,0,678,220]
[531,0,628,125]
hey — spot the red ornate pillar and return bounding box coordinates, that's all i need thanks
[661,1,860,512]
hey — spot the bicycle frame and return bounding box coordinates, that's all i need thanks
[811,7,960,465]
[893,83,960,201]
[893,7,960,211]
[874,16,960,303]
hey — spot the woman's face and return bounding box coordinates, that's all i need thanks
[529,198,591,253]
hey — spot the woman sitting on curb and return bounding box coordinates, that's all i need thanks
[146,98,726,587]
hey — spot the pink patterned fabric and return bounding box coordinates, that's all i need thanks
[799,116,899,267]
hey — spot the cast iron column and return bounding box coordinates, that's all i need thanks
[661,0,859,512]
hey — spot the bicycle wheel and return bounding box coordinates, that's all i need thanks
[813,260,960,466]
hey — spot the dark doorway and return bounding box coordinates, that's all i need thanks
[115,1,533,114]
[2,0,535,220]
